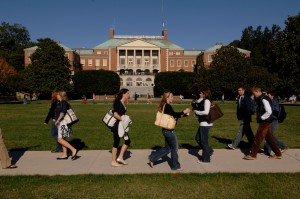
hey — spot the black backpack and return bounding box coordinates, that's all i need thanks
[278,104,287,123]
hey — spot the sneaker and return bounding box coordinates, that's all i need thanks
[243,155,257,160]
[280,148,288,153]
[268,155,282,159]
[173,168,184,171]
[227,144,235,150]
[197,160,210,164]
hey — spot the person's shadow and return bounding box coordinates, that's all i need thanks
[10,145,41,165]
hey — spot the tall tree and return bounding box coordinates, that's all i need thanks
[0,22,32,71]
[24,38,72,94]
[267,13,300,95]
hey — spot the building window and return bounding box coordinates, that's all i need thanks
[169,52,173,56]
[177,60,182,67]
[144,58,149,66]
[88,59,92,66]
[136,50,142,56]
[170,60,174,67]
[208,54,213,62]
[81,59,85,66]
[136,77,143,86]
[152,50,158,56]
[64,53,69,59]
[128,58,133,66]
[146,77,152,86]
[96,59,100,67]
[126,78,133,86]
[119,50,126,56]
[192,60,196,66]
[120,78,123,86]
[103,59,107,67]
[120,58,125,65]
[96,51,101,55]
[144,50,150,56]
[184,60,189,67]
[152,58,158,65]
[104,51,108,55]
[136,58,141,66]
[176,52,180,55]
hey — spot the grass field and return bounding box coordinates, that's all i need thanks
[0,100,299,199]
[0,100,299,151]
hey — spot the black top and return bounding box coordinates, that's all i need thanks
[55,100,70,121]
[111,100,126,132]
[44,102,57,124]
[255,95,273,123]
[162,103,184,131]
[237,94,252,122]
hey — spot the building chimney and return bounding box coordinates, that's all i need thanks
[162,28,168,40]
[109,28,115,39]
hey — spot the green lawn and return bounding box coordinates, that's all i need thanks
[0,100,299,199]
[0,100,299,151]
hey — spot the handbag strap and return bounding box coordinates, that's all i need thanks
[162,103,166,114]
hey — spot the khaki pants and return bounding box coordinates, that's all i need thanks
[0,128,11,168]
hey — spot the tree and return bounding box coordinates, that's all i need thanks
[73,70,120,95]
[267,13,300,95]
[24,38,72,94]
[154,71,200,97]
[0,22,32,71]
[203,46,276,99]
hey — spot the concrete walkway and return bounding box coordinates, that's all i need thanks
[1,149,300,176]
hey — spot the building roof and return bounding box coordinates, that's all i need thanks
[184,50,203,56]
[205,43,250,53]
[93,38,183,50]
[24,43,72,51]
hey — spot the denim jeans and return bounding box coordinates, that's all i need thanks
[51,122,62,151]
[198,126,213,162]
[149,130,181,170]
[264,120,286,155]
[232,120,254,148]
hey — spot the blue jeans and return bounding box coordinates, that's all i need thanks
[197,126,213,162]
[149,130,181,170]
[51,122,62,151]
[232,120,254,148]
[264,120,286,155]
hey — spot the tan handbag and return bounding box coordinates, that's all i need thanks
[154,104,176,130]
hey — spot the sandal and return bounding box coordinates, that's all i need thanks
[4,165,18,169]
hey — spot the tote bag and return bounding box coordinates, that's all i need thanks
[154,104,176,130]
[205,103,223,123]
[102,110,117,128]
[63,108,79,125]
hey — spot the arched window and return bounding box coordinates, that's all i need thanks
[126,77,133,86]
[136,69,142,75]
[144,69,150,75]
[136,77,143,86]
[145,77,152,86]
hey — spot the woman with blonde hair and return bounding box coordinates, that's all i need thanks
[55,91,79,160]
[148,90,190,171]
[44,90,62,153]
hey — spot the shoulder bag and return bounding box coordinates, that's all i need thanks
[205,103,224,123]
[63,108,79,125]
[102,110,117,128]
[154,104,176,130]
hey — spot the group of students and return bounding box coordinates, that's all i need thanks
[44,86,286,171]
[228,86,287,160]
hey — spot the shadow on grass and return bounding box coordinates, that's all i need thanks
[9,145,41,165]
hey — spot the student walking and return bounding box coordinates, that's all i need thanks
[148,90,190,171]
[111,88,131,167]
[193,89,214,163]
[244,87,282,160]
[228,87,254,150]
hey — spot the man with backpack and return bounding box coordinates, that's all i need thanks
[263,91,287,155]
[227,87,254,150]
[244,87,282,160]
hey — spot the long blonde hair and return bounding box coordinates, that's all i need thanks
[158,91,172,112]
[57,91,68,101]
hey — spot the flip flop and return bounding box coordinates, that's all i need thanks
[4,165,18,169]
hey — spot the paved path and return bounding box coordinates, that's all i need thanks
[1,149,299,176]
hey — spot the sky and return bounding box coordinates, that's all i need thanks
[1,0,300,50]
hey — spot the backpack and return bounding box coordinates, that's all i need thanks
[278,104,287,123]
